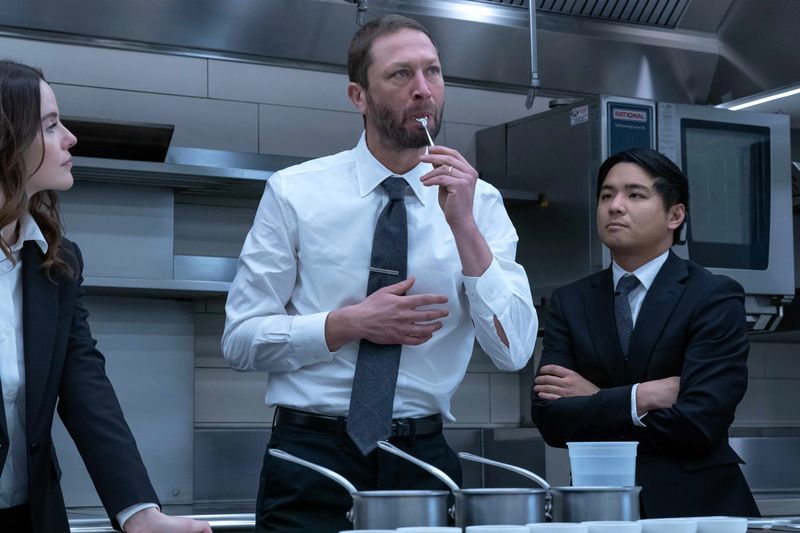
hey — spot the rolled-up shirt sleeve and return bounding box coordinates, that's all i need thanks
[463,185,538,371]
[222,175,334,372]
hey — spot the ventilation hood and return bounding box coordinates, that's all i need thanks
[1,0,798,105]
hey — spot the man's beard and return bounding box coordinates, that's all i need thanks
[366,94,443,150]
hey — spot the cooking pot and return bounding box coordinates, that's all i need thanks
[455,449,641,522]
[268,448,449,529]
[548,486,641,522]
[377,441,550,527]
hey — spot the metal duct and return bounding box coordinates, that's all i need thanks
[0,0,794,105]
[475,0,690,28]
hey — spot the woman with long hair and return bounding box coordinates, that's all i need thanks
[0,60,211,533]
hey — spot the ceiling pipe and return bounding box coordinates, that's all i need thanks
[345,0,369,26]
[525,0,540,109]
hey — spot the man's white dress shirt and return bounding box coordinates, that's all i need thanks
[223,133,538,420]
[611,249,670,427]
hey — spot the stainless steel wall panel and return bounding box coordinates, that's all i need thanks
[194,368,275,425]
[208,60,354,113]
[52,296,195,506]
[173,255,237,283]
[0,36,208,97]
[173,202,255,259]
[194,429,267,504]
[443,85,552,127]
[258,103,363,159]
[51,83,260,153]
[490,374,522,424]
[482,428,547,488]
[736,378,800,427]
[450,373,493,424]
[441,122,482,166]
[59,182,174,280]
[730,437,800,492]
[443,428,483,488]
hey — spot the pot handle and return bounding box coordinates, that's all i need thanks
[377,441,462,493]
[268,448,359,495]
[457,452,551,490]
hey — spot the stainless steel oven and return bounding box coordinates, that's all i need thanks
[476,95,795,330]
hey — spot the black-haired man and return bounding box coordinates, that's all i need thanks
[531,148,759,518]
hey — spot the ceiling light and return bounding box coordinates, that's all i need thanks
[719,85,800,111]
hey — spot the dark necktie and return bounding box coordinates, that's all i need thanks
[615,274,641,358]
[347,177,408,455]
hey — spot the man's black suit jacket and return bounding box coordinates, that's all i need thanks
[531,251,759,518]
[0,240,158,532]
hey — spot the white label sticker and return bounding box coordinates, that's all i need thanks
[570,104,589,126]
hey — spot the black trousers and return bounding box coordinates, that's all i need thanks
[255,413,462,532]
[0,503,32,533]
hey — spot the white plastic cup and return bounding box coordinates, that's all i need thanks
[692,516,748,533]
[638,518,697,533]
[397,528,463,532]
[581,521,642,533]
[566,441,638,487]
[465,526,530,533]
[528,523,589,532]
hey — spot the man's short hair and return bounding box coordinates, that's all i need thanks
[596,148,690,245]
[347,14,436,90]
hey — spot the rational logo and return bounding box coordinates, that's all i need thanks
[613,108,648,122]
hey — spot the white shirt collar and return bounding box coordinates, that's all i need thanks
[612,249,670,291]
[12,210,48,255]
[354,132,431,205]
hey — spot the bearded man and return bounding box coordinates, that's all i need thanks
[222,14,537,532]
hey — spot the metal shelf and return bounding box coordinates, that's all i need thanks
[83,276,229,299]
[72,156,271,197]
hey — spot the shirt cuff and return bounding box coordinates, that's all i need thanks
[630,383,647,427]
[462,258,512,318]
[289,311,336,365]
[118,503,160,531]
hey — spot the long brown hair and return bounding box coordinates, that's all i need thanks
[0,59,72,278]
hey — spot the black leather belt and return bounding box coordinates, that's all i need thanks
[274,406,443,437]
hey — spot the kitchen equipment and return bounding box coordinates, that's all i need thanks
[377,441,549,527]
[566,441,638,487]
[476,95,794,331]
[456,447,641,523]
[268,448,449,529]
[549,487,642,522]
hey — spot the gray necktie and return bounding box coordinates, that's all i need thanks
[615,274,641,358]
[347,177,408,455]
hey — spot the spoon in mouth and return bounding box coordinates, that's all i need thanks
[416,116,435,147]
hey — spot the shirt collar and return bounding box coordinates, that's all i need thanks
[12,210,48,255]
[611,249,670,291]
[354,132,431,205]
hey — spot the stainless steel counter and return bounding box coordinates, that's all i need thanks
[69,514,255,532]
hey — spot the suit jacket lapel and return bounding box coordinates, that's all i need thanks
[583,269,627,385]
[627,250,688,380]
[22,241,58,432]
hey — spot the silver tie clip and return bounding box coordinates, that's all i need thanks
[369,267,400,276]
